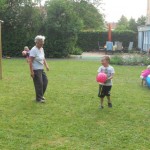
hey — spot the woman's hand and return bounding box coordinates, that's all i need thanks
[44,59,49,71]
[46,66,49,71]
[31,71,34,78]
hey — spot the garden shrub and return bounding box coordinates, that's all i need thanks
[77,31,137,52]
[110,55,124,65]
[111,54,150,66]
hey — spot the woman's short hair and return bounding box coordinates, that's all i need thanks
[34,35,45,43]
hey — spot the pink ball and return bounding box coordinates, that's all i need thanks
[96,73,107,83]
[22,50,27,56]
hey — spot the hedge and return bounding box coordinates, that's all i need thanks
[77,31,137,52]
[2,29,137,57]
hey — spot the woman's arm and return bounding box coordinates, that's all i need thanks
[44,59,49,71]
[29,56,35,78]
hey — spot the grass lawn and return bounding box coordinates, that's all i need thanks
[0,59,150,150]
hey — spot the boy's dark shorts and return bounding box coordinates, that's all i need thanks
[98,85,112,98]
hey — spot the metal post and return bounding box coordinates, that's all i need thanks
[0,20,4,80]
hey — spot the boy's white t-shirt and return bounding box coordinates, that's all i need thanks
[30,46,45,70]
[97,65,115,86]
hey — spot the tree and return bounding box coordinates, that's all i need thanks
[33,0,42,6]
[73,0,104,31]
[115,15,129,31]
[73,0,103,8]
[0,0,44,56]
[0,0,105,57]
[128,18,137,32]
[45,0,83,57]
[137,16,146,26]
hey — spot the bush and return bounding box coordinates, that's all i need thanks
[77,31,137,52]
[77,32,100,51]
[45,0,83,58]
[70,47,83,55]
[110,55,123,65]
[110,54,150,66]
[142,56,150,65]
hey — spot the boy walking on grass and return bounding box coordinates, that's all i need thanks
[97,56,115,109]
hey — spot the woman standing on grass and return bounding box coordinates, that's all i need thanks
[29,35,49,103]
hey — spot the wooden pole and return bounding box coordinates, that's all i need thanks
[0,20,4,80]
[108,23,112,41]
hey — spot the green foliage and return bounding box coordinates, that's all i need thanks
[1,0,45,57]
[0,0,104,57]
[128,18,137,32]
[0,59,150,149]
[77,31,137,51]
[73,0,104,31]
[142,56,150,65]
[137,15,146,26]
[115,15,146,33]
[111,54,150,66]
[70,47,83,55]
[115,15,129,31]
[110,55,123,65]
[77,31,100,51]
[112,31,137,48]
[45,0,83,57]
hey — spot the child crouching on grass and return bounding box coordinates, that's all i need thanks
[140,65,150,86]
[97,56,115,109]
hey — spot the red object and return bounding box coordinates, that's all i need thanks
[96,73,107,83]
[108,23,112,41]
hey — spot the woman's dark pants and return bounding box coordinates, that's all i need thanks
[33,70,48,101]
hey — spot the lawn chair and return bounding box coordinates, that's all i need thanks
[123,42,134,53]
[115,41,123,52]
[98,41,105,52]
[106,41,113,54]
[128,42,134,51]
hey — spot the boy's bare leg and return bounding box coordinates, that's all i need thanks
[107,96,111,103]
[107,96,112,108]
[100,98,104,108]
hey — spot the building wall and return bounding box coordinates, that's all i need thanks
[138,28,150,51]
[146,0,150,25]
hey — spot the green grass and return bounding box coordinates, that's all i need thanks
[0,59,150,150]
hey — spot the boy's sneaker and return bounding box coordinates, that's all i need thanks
[108,103,112,108]
[99,106,104,109]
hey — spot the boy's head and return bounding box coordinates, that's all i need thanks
[147,65,150,70]
[24,46,29,51]
[101,56,110,67]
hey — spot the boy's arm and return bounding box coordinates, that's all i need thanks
[107,73,114,80]
[107,67,115,80]
[44,59,49,71]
